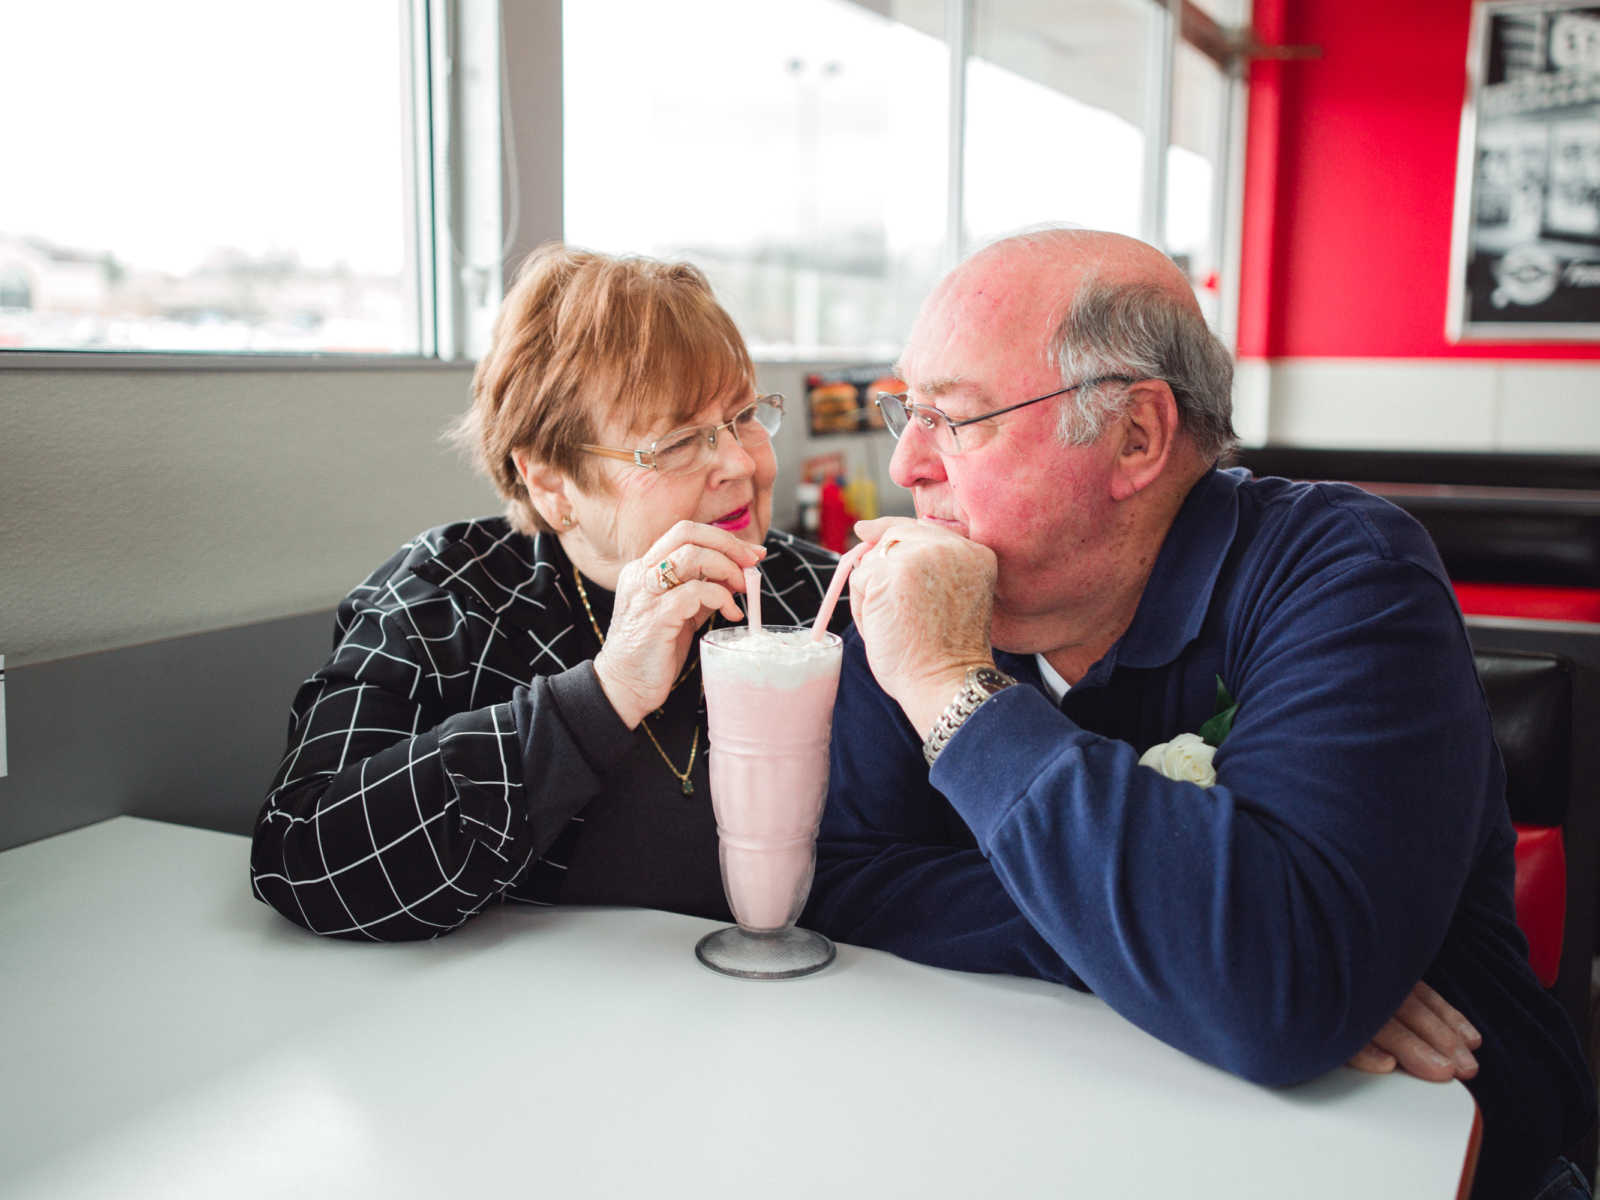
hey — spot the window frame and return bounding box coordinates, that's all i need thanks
[0,0,502,371]
[946,0,1250,351]
[555,0,1252,365]
[1,0,1252,370]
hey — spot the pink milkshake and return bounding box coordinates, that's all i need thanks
[696,625,842,978]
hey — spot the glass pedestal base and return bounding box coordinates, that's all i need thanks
[694,925,835,980]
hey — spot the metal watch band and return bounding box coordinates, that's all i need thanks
[921,666,1019,766]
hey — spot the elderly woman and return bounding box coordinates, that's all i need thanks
[250,245,845,939]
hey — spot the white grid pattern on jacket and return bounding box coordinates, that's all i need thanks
[250,518,839,940]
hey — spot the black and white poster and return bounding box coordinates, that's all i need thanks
[1450,1,1600,339]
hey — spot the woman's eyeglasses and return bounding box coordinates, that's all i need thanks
[577,395,784,476]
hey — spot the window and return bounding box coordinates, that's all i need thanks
[564,0,949,361]
[1190,0,1249,26]
[1168,41,1235,330]
[0,1,422,356]
[964,0,1153,247]
[564,0,1249,358]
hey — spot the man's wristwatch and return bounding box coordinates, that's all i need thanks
[922,665,1019,766]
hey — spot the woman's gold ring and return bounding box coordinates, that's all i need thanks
[656,558,682,591]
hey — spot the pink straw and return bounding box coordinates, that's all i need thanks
[809,540,871,640]
[744,565,763,632]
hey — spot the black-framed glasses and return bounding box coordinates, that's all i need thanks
[577,395,784,476]
[874,376,1135,455]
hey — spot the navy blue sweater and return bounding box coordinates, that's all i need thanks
[807,468,1593,1200]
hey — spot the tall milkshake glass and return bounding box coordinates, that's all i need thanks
[695,625,842,979]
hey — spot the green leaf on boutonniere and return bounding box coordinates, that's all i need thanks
[1197,675,1238,748]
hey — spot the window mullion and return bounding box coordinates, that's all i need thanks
[1214,47,1248,351]
[454,1,505,359]
[428,0,462,361]
[406,0,440,359]
[1141,0,1179,250]
[425,0,502,364]
[945,0,970,270]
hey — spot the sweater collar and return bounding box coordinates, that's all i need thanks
[997,467,1242,687]
[411,520,569,619]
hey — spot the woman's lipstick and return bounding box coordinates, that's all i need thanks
[712,505,752,531]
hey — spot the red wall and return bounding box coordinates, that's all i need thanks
[1237,0,1600,361]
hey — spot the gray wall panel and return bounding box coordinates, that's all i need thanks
[0,611,333,852]
[0,365,485,668]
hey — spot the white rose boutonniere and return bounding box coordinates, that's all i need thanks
[1138,732,1217,787]
[1138,676,1238,790]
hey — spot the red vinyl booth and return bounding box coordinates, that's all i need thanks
[1456,583,1600,626]
[1475,652,1574,1003]
[1513,826,1565,988]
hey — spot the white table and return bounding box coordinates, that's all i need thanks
[0,817,1480,1198]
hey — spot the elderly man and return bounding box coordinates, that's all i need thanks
[805,229,1595,1200]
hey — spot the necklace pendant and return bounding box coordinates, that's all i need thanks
[681,778,695,796]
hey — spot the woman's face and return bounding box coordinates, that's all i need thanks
[557,385,777,587]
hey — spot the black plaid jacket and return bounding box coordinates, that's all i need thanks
[250,518,841,940]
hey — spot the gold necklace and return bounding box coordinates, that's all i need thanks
[572,566,702,796]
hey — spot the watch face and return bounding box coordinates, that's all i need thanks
[969,667,1016,696]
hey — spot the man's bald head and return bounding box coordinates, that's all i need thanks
[963,227,1202,320]
[914,227,1235,463]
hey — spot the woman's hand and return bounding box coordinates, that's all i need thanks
[592,521,765,728]
[1347,981,1481,1081]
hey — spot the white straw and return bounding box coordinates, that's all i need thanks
[744,565,763,632]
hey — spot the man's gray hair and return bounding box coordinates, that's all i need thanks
[1051,276,1237,463]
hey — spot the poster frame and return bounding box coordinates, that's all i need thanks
[1448,0,1600,341]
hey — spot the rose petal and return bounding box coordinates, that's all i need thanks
[1139,736,1218,788]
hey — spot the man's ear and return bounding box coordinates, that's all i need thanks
[511,449,574,529]
[1109,380,1180,501]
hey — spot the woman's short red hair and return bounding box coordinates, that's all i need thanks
[453,242,754,534]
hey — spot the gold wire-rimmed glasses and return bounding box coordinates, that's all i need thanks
[874,376,1135,454]
[577,395,785,476]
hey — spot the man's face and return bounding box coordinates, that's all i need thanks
[891,257,1125,652]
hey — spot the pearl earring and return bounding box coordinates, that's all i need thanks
[561,514,574,529]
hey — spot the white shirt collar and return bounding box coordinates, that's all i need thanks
[1034,653,1071,705]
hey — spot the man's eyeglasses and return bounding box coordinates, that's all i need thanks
[577,395,784,476]
[875,376,1134,455]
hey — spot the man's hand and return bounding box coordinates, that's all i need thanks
[1347,981,1481,1081]
[849,516,999,737]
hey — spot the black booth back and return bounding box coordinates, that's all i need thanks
[1233,448,1600,588]
[1473,650,1572,829]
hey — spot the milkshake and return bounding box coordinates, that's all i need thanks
[696,624,843,978]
